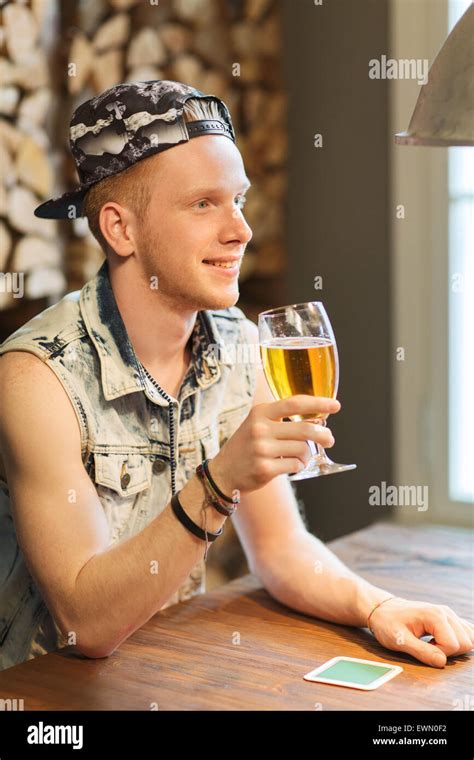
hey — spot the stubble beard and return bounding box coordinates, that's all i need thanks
[139,227,240,313]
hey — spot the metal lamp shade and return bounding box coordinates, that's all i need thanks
[395,3,474,147]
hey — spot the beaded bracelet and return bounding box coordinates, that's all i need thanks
[367,595,397,634]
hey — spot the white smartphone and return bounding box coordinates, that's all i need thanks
[303,656,403,690]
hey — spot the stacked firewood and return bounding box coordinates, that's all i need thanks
[1,0,287,308]
[0,0,65,310]
[63,0,288,289]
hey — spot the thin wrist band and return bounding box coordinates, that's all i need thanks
[367,595,397,634]
[202,458,240,504]
[196,463,236,516]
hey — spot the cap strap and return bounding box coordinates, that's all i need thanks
[186,119,234,141]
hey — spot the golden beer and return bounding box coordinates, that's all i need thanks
[260,337,337,421]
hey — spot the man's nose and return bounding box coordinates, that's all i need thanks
[227,207,253,245]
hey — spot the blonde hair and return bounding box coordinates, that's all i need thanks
[82,97,229,255]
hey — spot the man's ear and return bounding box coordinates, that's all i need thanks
[99,202,136,260]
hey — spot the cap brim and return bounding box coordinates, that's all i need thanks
[34,186,88,219]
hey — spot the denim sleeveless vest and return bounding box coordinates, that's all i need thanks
[0,260,256,670]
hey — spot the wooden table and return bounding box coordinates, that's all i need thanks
[0,521,472,710]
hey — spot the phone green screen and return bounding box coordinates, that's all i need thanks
[319,660,392,685]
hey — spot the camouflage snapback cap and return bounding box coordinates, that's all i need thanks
[34,79,236,220]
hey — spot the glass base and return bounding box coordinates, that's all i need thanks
[289,451,357,480]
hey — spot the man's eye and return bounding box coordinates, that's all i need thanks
[194,197,247,210]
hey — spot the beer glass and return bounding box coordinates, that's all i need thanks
[258,302,357,479]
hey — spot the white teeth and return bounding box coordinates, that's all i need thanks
[205,260,237,268]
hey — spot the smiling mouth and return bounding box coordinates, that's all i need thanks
[202,260,240,269]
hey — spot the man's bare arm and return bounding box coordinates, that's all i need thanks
[0,351,227,659]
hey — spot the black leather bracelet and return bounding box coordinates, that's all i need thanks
[202,458,239,504]
[170,492,223,542]
[207,496,234,517]
[196,463,236,516]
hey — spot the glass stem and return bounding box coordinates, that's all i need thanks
[314,418,331,463]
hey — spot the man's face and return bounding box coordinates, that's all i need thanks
[137,135,253,312]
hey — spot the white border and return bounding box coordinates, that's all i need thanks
[303,656,403,691]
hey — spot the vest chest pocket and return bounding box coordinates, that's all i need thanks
[216,403,252,448]
[90,452,152,545]
[199,402,253,463]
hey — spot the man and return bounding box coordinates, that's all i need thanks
[0,80,472,672]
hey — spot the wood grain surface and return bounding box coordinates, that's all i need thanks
[0,521,472,710]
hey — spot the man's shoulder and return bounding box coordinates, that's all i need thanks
[0,289,85,359]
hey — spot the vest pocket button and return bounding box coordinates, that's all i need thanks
[153,459,166,474]
[119,461,131,489]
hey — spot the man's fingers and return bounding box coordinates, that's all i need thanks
[271,457,306,478]
[264,439,314,464]
[458,617,474,642]
[266,394,341,421]
[397,610,474,667]
[420,609,465,656]
[399,630,447,668]
[446,615,474,652]
[273,420,335,447]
